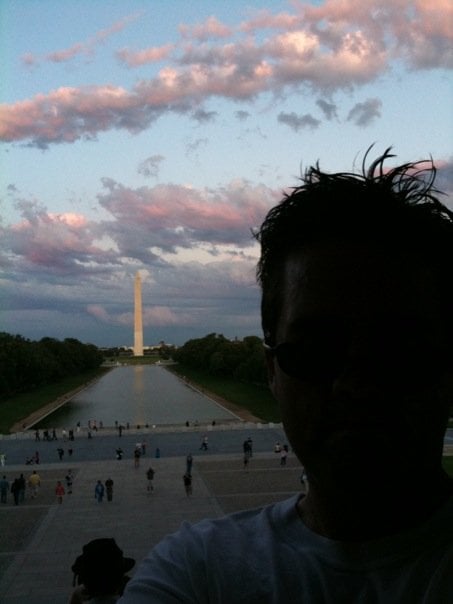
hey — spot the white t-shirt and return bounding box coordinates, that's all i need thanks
[119,494,453,603]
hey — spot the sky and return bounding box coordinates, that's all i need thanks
[1,0,452,348]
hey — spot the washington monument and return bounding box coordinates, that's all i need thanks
[133,272,144,356]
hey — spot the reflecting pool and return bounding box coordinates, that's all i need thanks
[35,365,238,428]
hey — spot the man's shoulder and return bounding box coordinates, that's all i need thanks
[176,495,301,546]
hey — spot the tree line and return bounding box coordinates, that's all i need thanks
[172,333,268,384]
[0,331,267,401]
[0,333,104,400]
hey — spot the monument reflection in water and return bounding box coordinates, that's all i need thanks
[37,365,238,428]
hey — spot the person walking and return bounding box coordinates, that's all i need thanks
[243,439,252,460]
[11,477,21,505]
[146,467,155,492]
[55,480,65,504]
[105,477,114,502]
[280,448,288,466]
[134,447,141,468]
[186,454,193,475]
[65,469,74,494]
[94,480,105,503]
[28,470,41,498]
[246,437,253,457]
[0,475,9,503]
[183,473,192,497]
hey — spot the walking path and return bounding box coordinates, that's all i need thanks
[0,425,303,603]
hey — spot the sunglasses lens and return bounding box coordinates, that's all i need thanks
[274,339,448,387]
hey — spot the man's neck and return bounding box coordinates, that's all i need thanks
[297,470,452,542]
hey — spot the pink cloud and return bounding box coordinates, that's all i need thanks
[21,53,38,68]
[116,44,174,67]
[394,1,453,68]
[21,12,142,67]
[2,177,278,280]
[239,9,301,33]
[5,205,115,272]
[5,1,451,147]
[47,43,85,63]
[179,16,231,41]
[87,305,111,322]
[97,179,278,250]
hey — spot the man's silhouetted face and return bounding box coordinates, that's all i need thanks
[268,241,452,486]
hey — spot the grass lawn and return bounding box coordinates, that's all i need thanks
[168,365,281,423]
[0,367,110,434]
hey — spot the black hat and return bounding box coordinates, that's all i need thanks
[72,538,135,592]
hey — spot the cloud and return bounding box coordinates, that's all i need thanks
[21,53,39,68]
[185,137,209,158]
[3,201,117,274]
[116,44,174,67]
[21,13,142,68]
[239,9,300,33]
[391,2,453,69]
[87,303,185,327]
[4,1,452,148]
[316,98,338,120]
[96,178,278,254]
[46,42,86,64]
[1,177,278,284]
[179,16,232,41]
[435,157,453,206]
[192,108,218,123]
[277,111,321,131]
[347,98,382,127]
[87,304,111,322]
[138,155,165,178]
[235,110,250,121]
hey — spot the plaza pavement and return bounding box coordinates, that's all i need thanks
[0,423,304,603]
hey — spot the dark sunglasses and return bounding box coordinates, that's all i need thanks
[264,317,449,386]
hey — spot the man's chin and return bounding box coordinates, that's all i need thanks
[317,428,401,475]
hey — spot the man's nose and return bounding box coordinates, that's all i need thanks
[331,362,379,401]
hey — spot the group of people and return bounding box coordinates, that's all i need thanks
[25,450,40,465]
[1,470,40,505]
[94,478,115,503]
[34,428,58,441]
[1,469,76,505]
